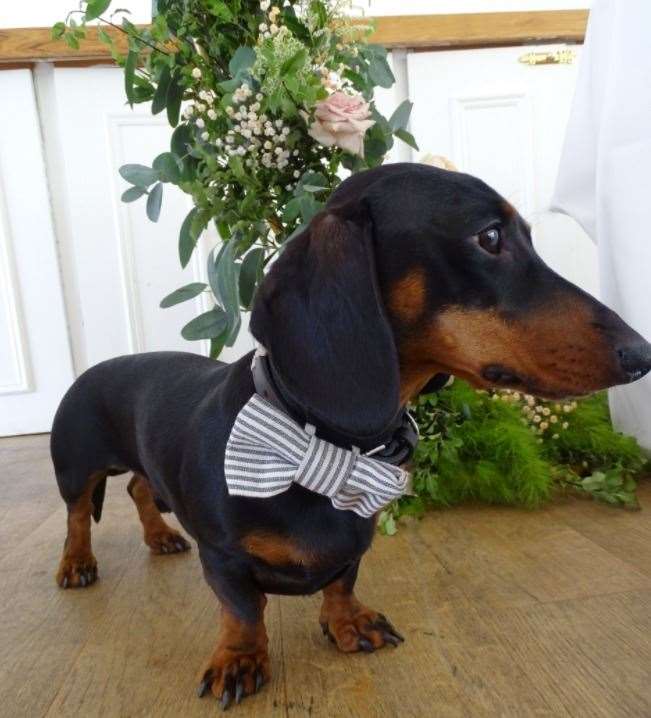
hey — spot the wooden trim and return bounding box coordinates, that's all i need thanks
[372,10,588,50]
[0,10,588,65]
[0,26,129,64]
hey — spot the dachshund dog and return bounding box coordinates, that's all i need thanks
[50,163,651,708]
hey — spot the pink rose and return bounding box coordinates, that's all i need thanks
[308,91,375,158]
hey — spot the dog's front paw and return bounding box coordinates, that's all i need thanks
[197,646,270,709]
[320,604,404,653]
[56,553,98,588]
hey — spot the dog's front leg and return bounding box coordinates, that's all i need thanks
[197,544,270,709]
[319,560,405,653]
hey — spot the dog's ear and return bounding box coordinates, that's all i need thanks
[250,201,400,439]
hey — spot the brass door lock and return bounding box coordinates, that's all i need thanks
[519,49,576,65]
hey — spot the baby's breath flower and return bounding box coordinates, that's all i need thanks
[550,415,558,423]
[191,67,202,79]
[201,131,210,141]
[259,22,268,32]
[540,421,548,431]
[562,421,569,429]
[552,433,559,440]
[196,117,205,128]
[542,407,550,416]
[207,109,217,120]
[533,415,541,423]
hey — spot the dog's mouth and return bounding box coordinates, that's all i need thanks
[479,364,586,400]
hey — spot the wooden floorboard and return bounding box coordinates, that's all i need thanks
[1,434,651,717]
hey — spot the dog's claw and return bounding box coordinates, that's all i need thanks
[358,637,374,652]
[220,689,231,711]
[377,615,404,642]
[255,668,263,692]
[383,632,401,647]
[61,576,68,589]
[197,676,211,698]
[235,679,244,704]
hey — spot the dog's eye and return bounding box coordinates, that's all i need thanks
[477,227,501,255]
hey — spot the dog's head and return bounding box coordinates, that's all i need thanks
[251,163,651,438]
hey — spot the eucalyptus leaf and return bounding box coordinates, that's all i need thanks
[213,239,242,346]
[166,70,184,127]
[181,307,228,340]
[388,99,413,132]
[367,54,394,89]
[171,123,193,157]
[146,182,163,222]
[160,282,207,308]
[121,186,146,202]
[152,65,171,115]
[124,48,137,107]
[395,128,419,150]
[178,207,210,268]
[229,46,256,78]
[119,164,158,188]
[152,152,182,183]
[209,329,229,358]
[239,247,264,309]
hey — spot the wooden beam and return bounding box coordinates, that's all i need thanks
[0,10,588,65]
[0,26,129,64]
[372,10,588,49]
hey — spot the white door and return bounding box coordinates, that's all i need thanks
[0,70,75,436]
[408,44,599,296]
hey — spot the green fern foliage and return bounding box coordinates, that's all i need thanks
[378,380,649,535]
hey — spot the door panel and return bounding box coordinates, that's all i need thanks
[408,44,599,296]
[0,70,74,435]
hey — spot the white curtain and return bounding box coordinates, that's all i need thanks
[552,0,651,452]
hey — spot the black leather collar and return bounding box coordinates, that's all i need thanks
[251,348,449,467]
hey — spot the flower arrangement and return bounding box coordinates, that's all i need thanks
[378,381,649,534]
[54,0,417,355]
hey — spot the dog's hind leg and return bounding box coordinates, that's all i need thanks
[126,473,190,555]
[56,471,103,588]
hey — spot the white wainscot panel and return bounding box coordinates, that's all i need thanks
[0,69,74,435]
[451,92,534,215]
[107,115,211,356]
[0,180,30,395]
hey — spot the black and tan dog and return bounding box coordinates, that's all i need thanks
[51,164,651,708]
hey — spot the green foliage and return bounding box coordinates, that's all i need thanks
[54,0,413,354]
[378,382,649,534]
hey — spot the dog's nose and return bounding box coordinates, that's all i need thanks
[617,343,651,382]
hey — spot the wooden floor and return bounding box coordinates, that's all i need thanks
[2,436,651,717]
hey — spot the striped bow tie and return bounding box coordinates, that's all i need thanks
[224,394,410,518]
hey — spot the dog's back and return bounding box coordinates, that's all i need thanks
[50,351,231,509]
